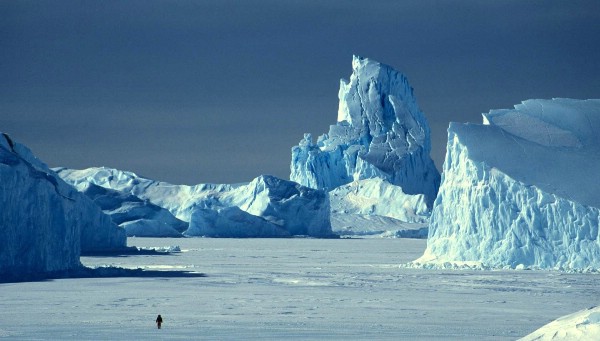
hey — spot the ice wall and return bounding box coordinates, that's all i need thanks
[0,134,126,278]
[419,99,600,270]
[291,56,440,206]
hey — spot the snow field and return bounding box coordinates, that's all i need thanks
[2,238,599,340]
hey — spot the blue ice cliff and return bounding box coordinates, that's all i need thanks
[0,134,126,278]
[416,99,600,270]
[291,56,440,207]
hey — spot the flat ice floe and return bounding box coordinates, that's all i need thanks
[2,238,600,340]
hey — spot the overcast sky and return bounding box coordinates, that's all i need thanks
[2,1,599,185]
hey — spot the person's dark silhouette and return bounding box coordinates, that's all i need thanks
[156,314,163,329]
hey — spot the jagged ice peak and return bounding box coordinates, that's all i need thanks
[291,55,440,206]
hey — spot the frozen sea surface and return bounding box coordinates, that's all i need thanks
[1,238,599,340]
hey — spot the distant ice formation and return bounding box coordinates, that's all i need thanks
[0,134,126,278]
[329,178,429,224]
[417,99,600,270]
[291,55,440,207]
[78,183,187,237]
[187,175,332,237]
[57,168,333,238]
[187,205,290,238]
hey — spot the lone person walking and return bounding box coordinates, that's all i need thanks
[156,314,163,329]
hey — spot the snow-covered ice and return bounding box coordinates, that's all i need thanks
[329,178,429,224]
[56,168,333,238]
[2,238,599,340]
[291,56,440,206]
[188,205,291,238]
[79,182,187,237]
[419,98,600,270]
[193,175,332,237]
[519,305,600,340]
[331,213,428,238]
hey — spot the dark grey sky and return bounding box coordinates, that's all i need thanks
[2,1,599,185]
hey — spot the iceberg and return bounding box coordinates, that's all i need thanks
[417,98,600,270]
[219,175,332,237]
[329,178,429,224]
[55,167,234,223]
[291,56,440,206]
[187,204,290,238]
[0,134,126,279]
[331,213,428,238]
[329,178,429,238]
[78,183,187,237]
[56,168,333,238]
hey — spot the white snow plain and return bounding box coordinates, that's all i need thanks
[2,238,599,340]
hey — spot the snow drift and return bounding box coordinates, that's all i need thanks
[418,98,600,270]
[56,168,333,238]
[291,55,440,207]
[519,306,600,340]
[0,134,126,278]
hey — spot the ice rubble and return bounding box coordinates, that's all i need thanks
[0,134,126,278]
[291,55,440,207]
[56,168,333,238]
[417,98,600,270]
[519,306,600,340]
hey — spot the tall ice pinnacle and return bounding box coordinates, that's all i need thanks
[291,56,440,206]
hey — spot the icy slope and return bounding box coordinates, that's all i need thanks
[291,56,440,206]
[187,205,290,238]
[331,213,428,238]
[519,306,600,340]
[79,183,187,237]
[329,178,429,223]
[57,168,333,237]
[329,178,429,238]
[418,98,600,270]
[224,175,332,237]
[55,166,234,223]
[0,134,125,278]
